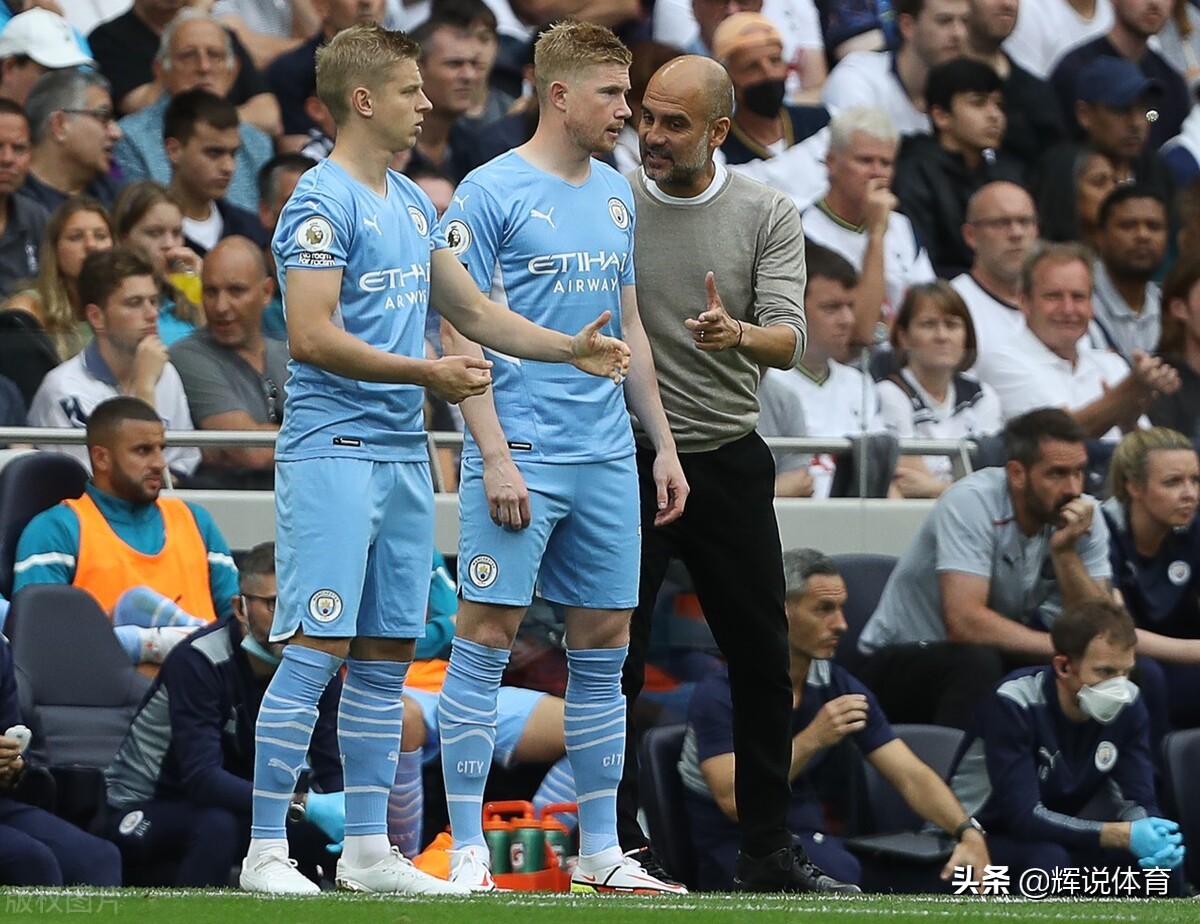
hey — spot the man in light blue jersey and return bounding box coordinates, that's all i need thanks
[239,23,631,897]
[438,21,689,895]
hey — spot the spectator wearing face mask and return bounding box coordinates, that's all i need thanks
[712,13,829,165]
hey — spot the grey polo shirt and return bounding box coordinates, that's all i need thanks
[858,467,1112,654]
[1088,260,1161,364]
[169,330,289,425]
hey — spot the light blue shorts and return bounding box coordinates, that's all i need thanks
[405,685,547,767]
[457,455,640,609]
[272,456,433,641]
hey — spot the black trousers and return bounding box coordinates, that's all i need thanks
[618,432,793,858]
[857,642,1008,730]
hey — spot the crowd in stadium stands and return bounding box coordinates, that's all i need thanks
[0,0,1197,896]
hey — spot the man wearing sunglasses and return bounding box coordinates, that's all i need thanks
[170,234,285,490]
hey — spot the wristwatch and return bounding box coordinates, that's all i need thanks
[953,817,985,841]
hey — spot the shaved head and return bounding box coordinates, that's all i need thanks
[206,234,268,278]
[648,55,733,123]
[640,55,732,196]
[965,180,1034,223]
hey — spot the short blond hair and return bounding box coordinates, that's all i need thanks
[316,24,418,125]
[533,21,632,103]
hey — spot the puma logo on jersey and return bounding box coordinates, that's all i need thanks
[268,757,305,782]
[364,213,381,235]
[452,194,470,209]
[530,207,556,228]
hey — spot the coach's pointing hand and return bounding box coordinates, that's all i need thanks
[427,354,493,404]
[685,273,742,352]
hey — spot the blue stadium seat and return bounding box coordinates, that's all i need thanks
[638,723,695,888]
[831,553,897,674]
[0,451,88,599]
[844,723,963,880]
[4,584,150,832]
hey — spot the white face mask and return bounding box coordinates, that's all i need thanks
[1076,676,1138,724]
[240,634,282,667]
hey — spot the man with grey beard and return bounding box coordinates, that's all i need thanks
[619,54,859,895]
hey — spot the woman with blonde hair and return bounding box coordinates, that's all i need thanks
[110,181,204,346]
[5,197,113,361]
[1103,426,1200,732]
[878,281,1003,497]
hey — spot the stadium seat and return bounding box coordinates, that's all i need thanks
[0,309,60,409]
[4,584,151,831]
[844,724,963,872]
[0,451,88,598]
[638,723,696,888]
[831,553,897,674]
[829,433,900,498]
[1161,729,1200,888]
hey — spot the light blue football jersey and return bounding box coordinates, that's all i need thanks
[442,151,636,464]
[273,159,445,462]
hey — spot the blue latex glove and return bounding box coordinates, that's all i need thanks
[304,790,345,854]
[1140,841,1186,870]
[1130,817,1181,861]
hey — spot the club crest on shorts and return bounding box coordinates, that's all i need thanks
[445,219,471,256]
[309,589,343,623]
[468,554,498,588]
[408,205,429,236]
[607,197,630,229]
[1094,740,1118,772]
[297,216,333,252]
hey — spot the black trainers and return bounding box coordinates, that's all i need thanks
[733,845,862,895]
[622,846,685,888]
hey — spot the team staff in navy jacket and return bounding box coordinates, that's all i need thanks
[103,542,343,886]
[948,599,1185,884]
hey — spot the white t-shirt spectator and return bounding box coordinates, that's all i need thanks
[652,0,823,71]
[877,367,1004,481]
[972,322,1135,439]
[1004,0,1114,79]
[730,126,829,211]
[951,273,1026,367]
[758,361,886,498]
[802,204,936,320]
[27,343,201,477]
[821,51,931,135]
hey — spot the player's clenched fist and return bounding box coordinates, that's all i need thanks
[428,354,493,404]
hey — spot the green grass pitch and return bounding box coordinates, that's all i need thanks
[0,890,1194,923]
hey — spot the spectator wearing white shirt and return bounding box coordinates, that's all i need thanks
[802,107,935,346]
[652,0,828,99]
[1003,0,1113,79]
[821,0,969,135]
[972,240,1178,440]
[950,180,1040,363]
[758,244,888,498]
[879,281,1003,497]
[27,246,200,479]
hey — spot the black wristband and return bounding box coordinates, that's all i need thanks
[954,817,985,841]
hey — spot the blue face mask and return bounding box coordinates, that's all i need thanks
[240,633,282,667]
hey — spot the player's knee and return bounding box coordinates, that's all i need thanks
[459,619,520,652]
[349,636,415,662]
[401,697,427,751]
